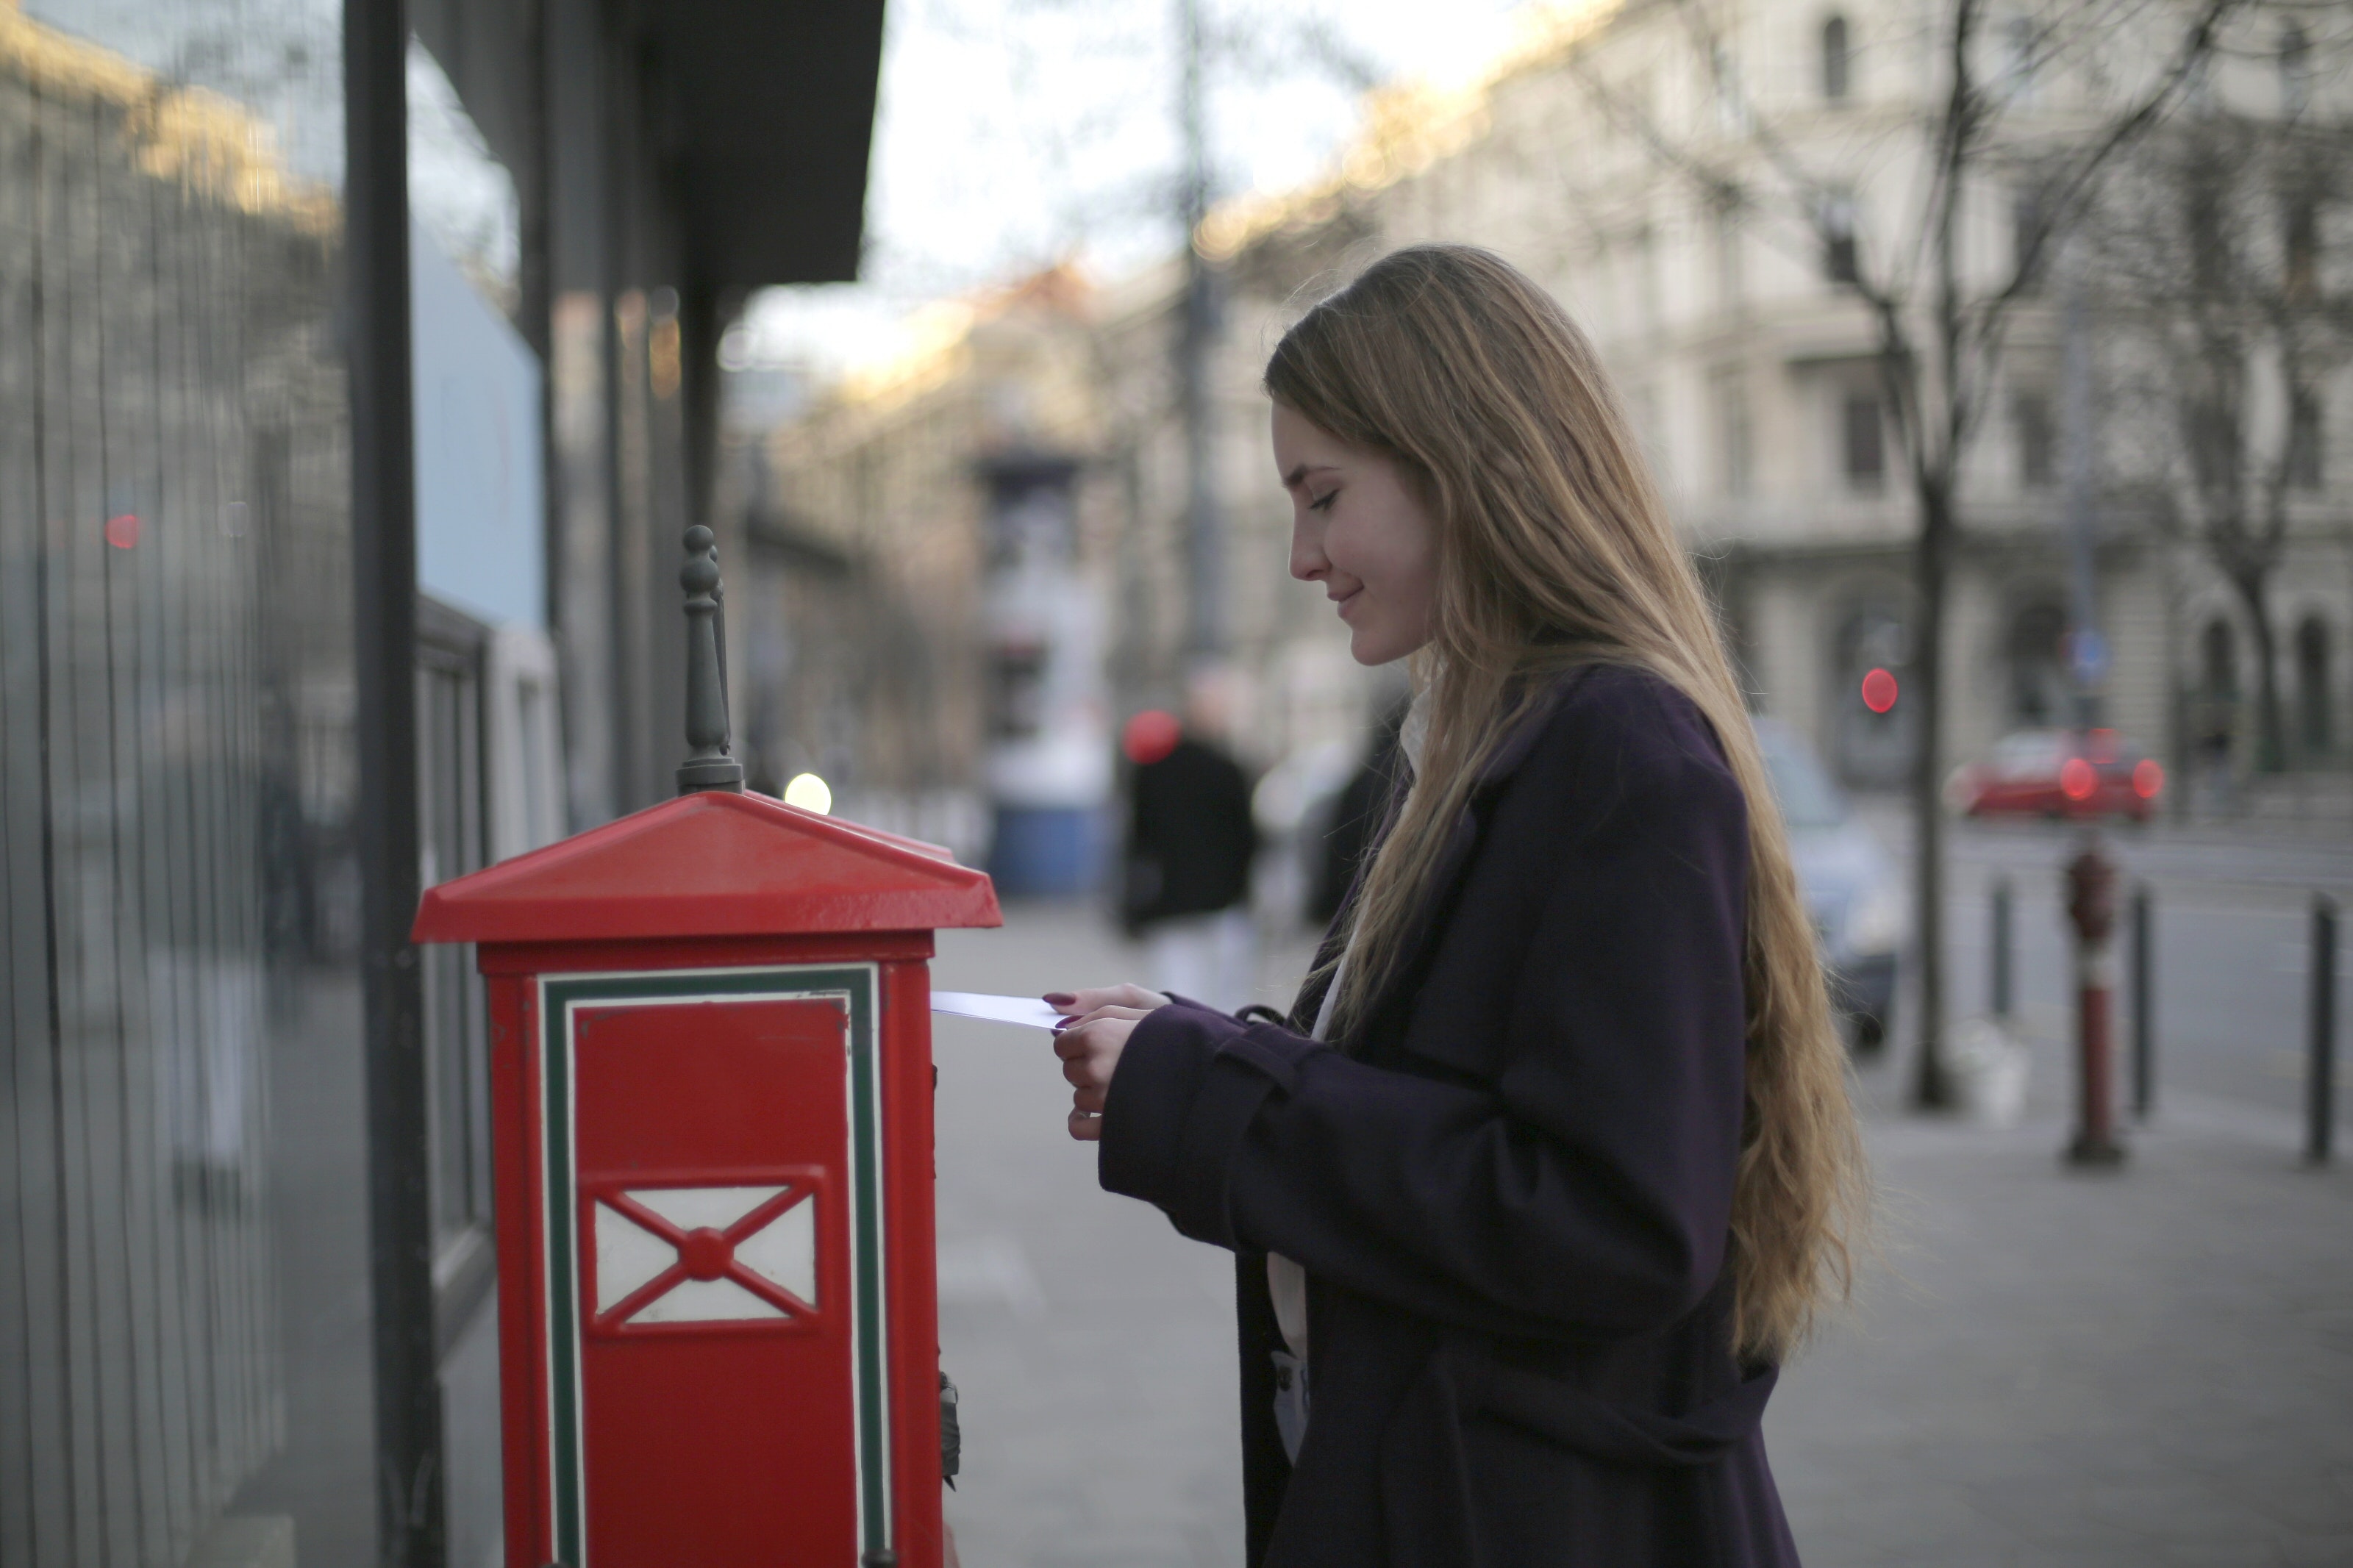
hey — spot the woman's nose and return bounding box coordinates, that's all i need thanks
[1289,518,1327,582]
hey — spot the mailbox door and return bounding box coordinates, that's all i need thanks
[537,964,895,1567]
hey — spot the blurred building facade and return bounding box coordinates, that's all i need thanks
[751,0,2352,822]
[751,265,1114,862]
[0,2,883,1566]
[1176,0,2353,798]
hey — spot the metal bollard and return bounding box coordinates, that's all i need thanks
[2130,886,2154,1121]
[2308,895,2338,1167]
[2065,841,2127,1166]
[1990,876,2014,1020]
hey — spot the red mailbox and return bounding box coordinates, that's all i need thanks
[412,786,999,1568]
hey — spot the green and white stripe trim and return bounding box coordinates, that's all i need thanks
[538,964,892,1567]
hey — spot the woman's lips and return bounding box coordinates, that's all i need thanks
[1333,587,1362,618]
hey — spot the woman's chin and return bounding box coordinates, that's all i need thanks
[1348,626,1413,667]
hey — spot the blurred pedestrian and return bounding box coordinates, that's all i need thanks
[1118,670,1260,1012]
[1046,246,1866,1568]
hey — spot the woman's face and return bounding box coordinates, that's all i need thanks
[1273,401,1439,667]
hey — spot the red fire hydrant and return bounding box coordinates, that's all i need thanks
[2065,839,2127,1166]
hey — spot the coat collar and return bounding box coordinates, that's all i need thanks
[1290,666,1596,1038]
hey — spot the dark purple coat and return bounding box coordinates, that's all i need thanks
[1099,665,1803,1568]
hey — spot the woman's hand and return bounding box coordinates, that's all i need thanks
[1044,985,1169,1141]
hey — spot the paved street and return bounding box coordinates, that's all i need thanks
[1865,804,2352,1129]
[929,840,2353,1567]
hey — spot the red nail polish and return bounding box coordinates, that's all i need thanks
[1043,992,1076,1006]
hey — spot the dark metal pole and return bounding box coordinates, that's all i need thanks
[518,0,565,828]
[346,0,444,1560]
[2130,884,2154,1120]
[1990,876,2014,1020]
[2308,894,2338,1166]
[1176,0,1223,667]
[2060,271,2104,733]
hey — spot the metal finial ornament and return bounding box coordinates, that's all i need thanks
[676,524,746,794]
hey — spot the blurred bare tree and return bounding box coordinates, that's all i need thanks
[1552,0,2237,1106]
[2089,18,2353,774]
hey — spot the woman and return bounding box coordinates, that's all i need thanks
[1047,246,1865,1567]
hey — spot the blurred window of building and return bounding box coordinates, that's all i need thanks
[1715,368,1754,498]
[1820,13,1851,104]
[2007,598,2071,726]
[1821,192,1859,284]
[2296,615,2333,761]
[2283,186,2319,301]
[1713,197,1746,309]
[2014,393,2057,490]
[2287,390,2324,493]
[2188,400,2234,495]
[1634,223,1662,331]
[2203,618,2240,702]
[2280,22,2311,118]
[2011,184,2047,289]
[1842,391,1886,490]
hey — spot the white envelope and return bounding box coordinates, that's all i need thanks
[931,991,1065,1031]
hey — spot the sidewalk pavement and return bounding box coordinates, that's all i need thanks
[1775,1050,2353,1568]
[929,901,2353,1567]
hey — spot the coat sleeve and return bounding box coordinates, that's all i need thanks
[1099,696,1751,1342]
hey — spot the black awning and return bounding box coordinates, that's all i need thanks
[415,0,884,287]
[648,0,885,287]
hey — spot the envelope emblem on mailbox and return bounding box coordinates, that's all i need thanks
[588,1178,820,1330]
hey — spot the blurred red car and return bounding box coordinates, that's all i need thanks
[1946,728,2164,822]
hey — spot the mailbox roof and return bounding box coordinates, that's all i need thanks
[410,790,1001,945]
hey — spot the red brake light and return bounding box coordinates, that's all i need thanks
[2132,759,2163,799]
[2060,757,2097,801]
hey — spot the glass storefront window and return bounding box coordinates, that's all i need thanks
[1,1,368,1560]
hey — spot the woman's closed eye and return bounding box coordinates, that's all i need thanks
[1309,489,1338,512]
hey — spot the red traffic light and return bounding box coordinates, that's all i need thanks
[1860,667,1898,714]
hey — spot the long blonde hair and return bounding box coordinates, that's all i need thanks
[1268,246,1864,1363]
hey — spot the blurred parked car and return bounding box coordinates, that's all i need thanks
[1946,728,2164,823]
[1756,720,1903,1050]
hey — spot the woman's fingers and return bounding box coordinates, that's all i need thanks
[1049,1014,1138,1139]
[1051,1003,1149,1044]
[1046,983,1170,1017]
[1054,1017,1132,1084]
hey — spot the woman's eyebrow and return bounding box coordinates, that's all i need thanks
[1282,462,1339,490]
